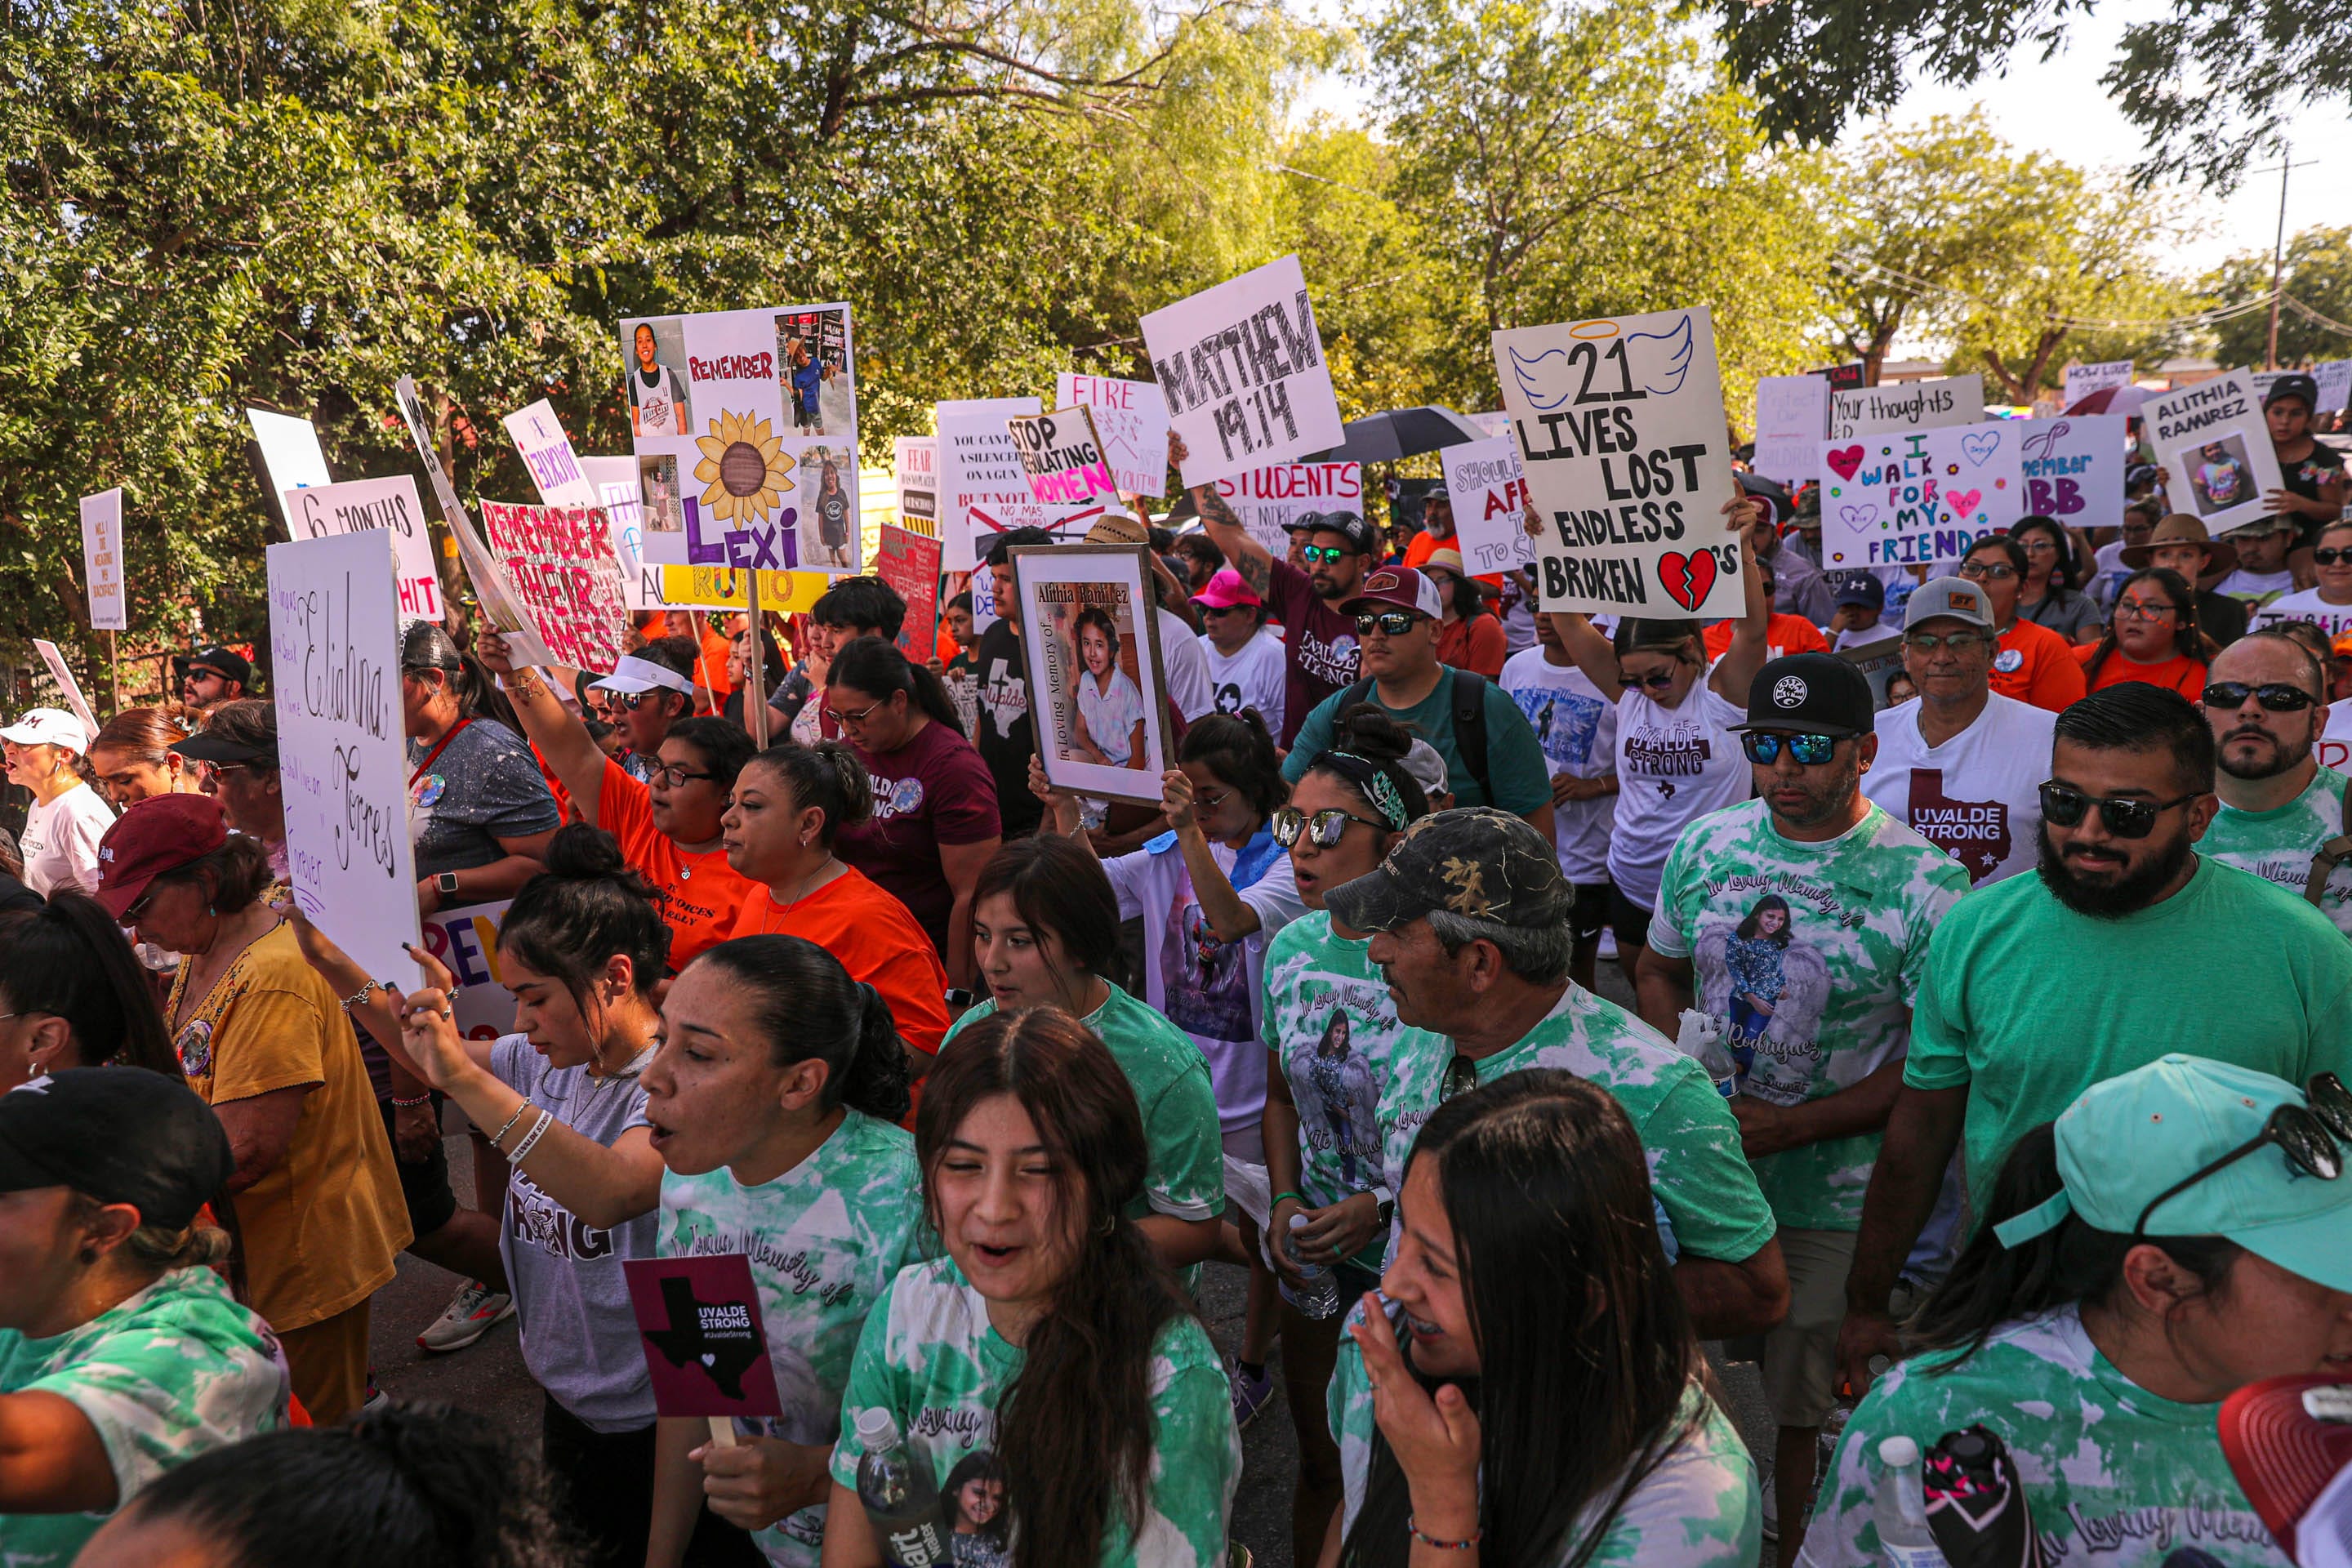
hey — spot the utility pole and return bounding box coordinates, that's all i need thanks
[2255,151,2318,370]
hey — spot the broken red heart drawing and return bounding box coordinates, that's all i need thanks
[1657,549,1718,612]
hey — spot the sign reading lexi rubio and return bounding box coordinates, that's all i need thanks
[1007,406,1116,504]
[281,476,443,621]
[2145,372,2287,535]
[479,500,630,673]
[501,399,596,508]
[1490,308,1742,617]
[80,488,127,631]
[1055,374,1169,497]
[1440,436,1537,576]
[1143,255,1344,485]
[267,530,421,983]
[1818,422,2023,569]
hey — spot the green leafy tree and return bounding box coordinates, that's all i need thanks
[2207,226,2352,371]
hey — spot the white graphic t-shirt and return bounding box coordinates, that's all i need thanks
[630,363,688,433]
[2217,567,2296,610]
[1201,628,1289,738]
[1609,684,1750,908]
[19,782,114,896]
[2250,586,2352,640]
[1862,694,2056,885]
[1157,607,1215,722]
[1501,647,1617,884]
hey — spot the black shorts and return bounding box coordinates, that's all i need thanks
[1570,880,1613,942]
[1606,885,1656,954]
[377,1098,461,1238]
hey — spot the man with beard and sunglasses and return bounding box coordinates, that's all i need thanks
[1834,682,2352,1403]
[2199,630,2352,935]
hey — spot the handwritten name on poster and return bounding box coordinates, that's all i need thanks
[479,499,630,672]
[2145,372,2286,536]
[1210,462,1364,555]
[1819,422,2022,569]
[1008,406,1116,504]
[1491,306,1742,617]
[1439,436,1537,577]
[1751,375,1830,485]
[1828,374,1984,440]
[1056,373,1170,497]
[502,399,596,507]
[1143,255,1343,485]
[267,530,421,982]
[2017,413,2127,526]
[281,476,443,621]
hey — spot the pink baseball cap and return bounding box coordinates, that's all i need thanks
[1192,568,1262,611]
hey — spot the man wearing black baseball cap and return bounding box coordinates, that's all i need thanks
[2261,372,2348,564]
[1636,653,1970,1558]
[179,647,252,713]
[1330,807,1789,1340]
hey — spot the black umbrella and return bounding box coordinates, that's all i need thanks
[1300,406,1492,466]
[1736,470,1793,525]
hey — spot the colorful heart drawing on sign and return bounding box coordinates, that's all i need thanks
[1825,446,1865,481]
[1816,421,2021,569]
[1657,550,1717,612]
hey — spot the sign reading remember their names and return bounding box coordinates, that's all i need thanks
[478,500,631,673]
[80,488,127,631]
[1143,254,1344,487]
[32,639,98,742]
[1056,374,1170,497]
[875,526,943,663]
[2145,372,2287,536]
[1828,374,1985,440]
[1751,375,1830,485]
[2018,413,2128,528]
[1819,422,2025,571]
[502,399,597,508]
[281,477,443,622]
[1440,437,1537,577]
[267,530,421,983]
[1007,406,1116,505]
[1491,306,1744,618]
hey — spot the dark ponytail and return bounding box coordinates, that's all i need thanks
[743,740,874,847]
[689,935,912,1121]
[1611,617,1704,662]
[1177,710,1287,824]
[827,636,964,736]
[0,892,178,1078]
[499,823,673,1003]
[1305,704,1432,831]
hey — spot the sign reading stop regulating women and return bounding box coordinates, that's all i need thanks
[1490,307,1742,618]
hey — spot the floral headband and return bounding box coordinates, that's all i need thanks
[1315,751,1426,831]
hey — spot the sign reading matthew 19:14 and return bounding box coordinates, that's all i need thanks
[1490,308,1742,619]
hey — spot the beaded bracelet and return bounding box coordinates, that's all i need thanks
[390,1094,433,1109]
[1406,1517,1482,1552]
[508,1108,556,1164]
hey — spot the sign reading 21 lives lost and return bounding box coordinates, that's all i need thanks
[1491,308,1744,618]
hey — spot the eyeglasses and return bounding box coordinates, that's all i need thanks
[2037,781,2198,840]
[123,885,161,924]
[1902,630,1989,653]
[1270,805,1388,849]
[1618,668,1682,689]
[1959,561,2018,581]
[2019,535,2059,553]
[822,697,884,727]
[1301,545,1357,566]
[1740,733,1839,766]
[2201,681,2319,712]
[1353,612,1422,638]
[1440,1053,1481,1103]
[2133,1073,2352,1236]
[2111,600,2183,623]
[648,763,718,788]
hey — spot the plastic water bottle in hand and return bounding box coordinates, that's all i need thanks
[1872,1436,1952,1568]
[1282,1213,1341,1321]
[853,1408,950,1567]
[1675,1009,1740,1098]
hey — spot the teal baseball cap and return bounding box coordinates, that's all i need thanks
[1993,1054,2352,1292]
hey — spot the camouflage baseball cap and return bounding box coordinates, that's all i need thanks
[1324,806,1572,935]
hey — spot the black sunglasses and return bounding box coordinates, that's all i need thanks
[2134,1073,2352,1236]
[2314,549,2352,566]
[1440,1053,1480,1103]
[2038,781,2198,840]
[1353,611,1422,638]
[2201,681,2319,712]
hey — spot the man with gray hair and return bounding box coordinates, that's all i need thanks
[1330,807,1790,1339]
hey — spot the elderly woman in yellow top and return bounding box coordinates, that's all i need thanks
[92,795,409,1423]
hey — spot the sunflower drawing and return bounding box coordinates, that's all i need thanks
[693,410,795,525]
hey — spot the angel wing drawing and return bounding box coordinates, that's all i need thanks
[1508,345,1579,412]
[1624,315,1694,396]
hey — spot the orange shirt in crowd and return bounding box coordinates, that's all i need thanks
[1436,614,1508,679]
[2074,644,2207,700]
[1989,618,2087,712]
[729,862,951,1059]
[1703,614,1830,664]
[1403,528,1503,588]
[696,624,735,707]
[596,758,756,970]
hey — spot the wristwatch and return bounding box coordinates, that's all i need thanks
[435,872,461,898]
[1370,1183,1395,1229]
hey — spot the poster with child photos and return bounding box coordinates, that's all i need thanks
[1010,544,1169,804]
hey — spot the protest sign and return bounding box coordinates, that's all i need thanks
[32,639,98,742]
[1751,375,1829,484]
[417,899,517,1040]
[875,526,942,663]
[893,437,939,539]
[79,488,126,630]
[2315,361,2352,418]
[501,399,596,507]
[1013,544,1169,804]
[623,1255,786,1424]
[2017,413,2128,528]
[1828,374,1984,439]
[1838,633,1909,709]
[478,499,631,673]
[245,408,333,502]
[1819,422,2024,570]
[2065,360,2137,408]
[1440,437,1537,577]
[1491,306,1743,617]
[581,456,669,612]
[392,375,557,666]
[1144,255,1344,486]
[938,397,1103,569]
[1056,373,1170,497]
[266,530,421,982]
[1808,363,1867,392]
[1209,462,1364,555]
[280,477,443,622]
[1008,406,1116,504]
[2145,372,2285,535]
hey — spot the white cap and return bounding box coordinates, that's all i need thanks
[0,708,91,754]
[590,654,697,697]
[1401,738,1449,800]
[853,1406,900,1451]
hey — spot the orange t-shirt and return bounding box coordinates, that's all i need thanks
[728,863,951,1058]
[596,758,757,970]
[696,626,735,706]
[1436,614,1508,679]
[1702,614,1830,664]
[1403,528,1504,588]
[2075,644,2207,699]
[1989,618,2088,712]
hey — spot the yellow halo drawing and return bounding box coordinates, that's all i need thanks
[693,410,793,526]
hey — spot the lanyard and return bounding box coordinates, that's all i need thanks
[408,717,474,787]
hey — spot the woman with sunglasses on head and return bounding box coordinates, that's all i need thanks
[0,893,180,1089]
[2010,514,2103,644]
[1806,1055,2352,1568]
[822,1007,1241,1568]
[2075,567,2218,698]
[1548,492,1773,989]
[1329,1070,1760,1568]
[826,637,1001,990]
[87,706,201,808]
[1958,533,2089,713]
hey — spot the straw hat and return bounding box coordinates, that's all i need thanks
[2120,513,2236,575]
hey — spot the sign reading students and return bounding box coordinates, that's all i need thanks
[1143,254,1343,485]
[1490,306,1742,618]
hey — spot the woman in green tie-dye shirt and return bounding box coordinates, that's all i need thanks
[826,1007,1241,1567]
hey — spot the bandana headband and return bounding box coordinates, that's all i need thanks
[1317,751,1423,831]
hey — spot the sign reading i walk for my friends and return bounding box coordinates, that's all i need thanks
[1143,255,1344,486]
[1490,308,1743,618]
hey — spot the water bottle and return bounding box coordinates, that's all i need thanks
[1871,1436,1950,1568]
[1675,1009,1740,1098]
[852,1408,949,1567]
[1282,1213,1340,1320]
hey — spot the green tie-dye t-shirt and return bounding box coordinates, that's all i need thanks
[0,1267,292,1568]
[1647,800,1969,1231]
[1802,1306,2288,1568]
[2201,764,2352,937]
[658,1108,931,1566]
[1328,1300,1760,1566]
[830,1255,1242,1567]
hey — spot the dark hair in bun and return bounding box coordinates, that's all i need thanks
[499,823,673,1005]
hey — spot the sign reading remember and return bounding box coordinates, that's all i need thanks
[1143,255,1343,486]
[479,500,631,673]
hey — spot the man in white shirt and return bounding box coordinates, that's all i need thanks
[2215,515,2301,611]
[1860,577,2056,885]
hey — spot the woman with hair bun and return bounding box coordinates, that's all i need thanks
[0,891,180,1088]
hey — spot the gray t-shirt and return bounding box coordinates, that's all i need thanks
[492,1035,659,1432]
[407,719,561,878]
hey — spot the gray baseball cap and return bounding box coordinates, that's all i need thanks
[1902,576,1993,630]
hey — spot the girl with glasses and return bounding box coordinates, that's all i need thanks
[2075,567,2218,699]
[1958,535,2089,713]
[2009,514,2104,644]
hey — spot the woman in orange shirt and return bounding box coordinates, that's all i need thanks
[723,741,951,1062]
[1958,535,2088,713]
[2074,568,2216,698]
[1423,547,1508,679]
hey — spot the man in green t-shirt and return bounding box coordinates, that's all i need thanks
[1837,681,2352,1401]
[2198,629,2352,934]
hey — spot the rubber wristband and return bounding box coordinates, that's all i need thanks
[509,1108,556,1164]
[1407,1517,1483,1551]
[1270,1191,1309,1211]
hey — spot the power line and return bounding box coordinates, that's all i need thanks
[1829,253,2286,333]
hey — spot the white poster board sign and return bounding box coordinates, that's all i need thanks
[245,408,334,501]
[79,488,126,631]
[940,397,1042,570]
[2064,361,2137,408]
[2145,372,2285,535]
[894,437,939,540]
[2018,413,2128,529]
[1208,462,1365,555]
[582,456,669,612]
[1828,374,1985,440]
[32,639,98,742]
[1008,406,1116,504]
[1490,306,1744,617]
[280,476,444,622]
[1056,374,1169,497]
[1143,254,1344,486]
[1440,437,1537,577]
[2314,361,2352,418]
[1819,422,2025,572]
[1752,375,1829,484]
[501,399,596,508]
[266,530,421,982]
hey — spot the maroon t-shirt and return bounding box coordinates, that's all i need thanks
[836,719,1003,957]
[1264,557,1362,746]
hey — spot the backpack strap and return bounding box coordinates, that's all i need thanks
[1450,668,1493,805]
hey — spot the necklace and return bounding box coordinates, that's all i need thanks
[773,855,840,910]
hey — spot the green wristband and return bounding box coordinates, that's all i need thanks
[1270,1191,1309,1210]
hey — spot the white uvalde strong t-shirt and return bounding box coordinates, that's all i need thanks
[1610,684,1749,908]
[1863,694,2056,886]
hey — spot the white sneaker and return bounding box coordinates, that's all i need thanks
[416,1280,514,1352]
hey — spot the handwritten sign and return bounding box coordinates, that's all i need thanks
[1492,306,1743,617]
[479,500,631,673]
[939,397,1041,569]
[653,566,831,616]
[245,408,333,501]
[2315,361,2352,418]
[2018,413,2127,527]
[1144,255,1344,486]
[1440,436,1537,576]
[1210,462,1364,555]
[1008,405,1116,504]
[1819,422,2023,570]
[280,477,443,622]
[580,455,667,612]
[1056,373,1170,497]
[78,488,127,631]
[1752,375,1829,485]
[266,530,421,982]
[417,899,517,1040]
[623,1255,786,1421]
[2145,372,2286,535]
[502,399,595,507]
[1828,374,1984,440]
[875,526,943,663]
[32,639,98,741]
[2064,361,2137,408]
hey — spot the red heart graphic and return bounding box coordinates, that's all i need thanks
[1826,445,1865,481]
[1656,550,1717,612]
[1948,488,1981,517]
